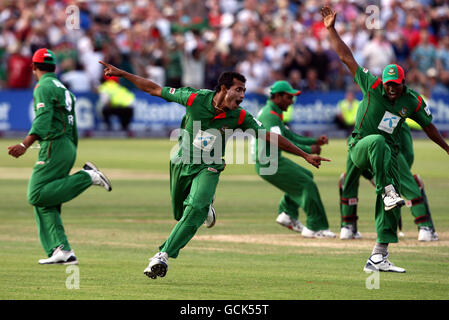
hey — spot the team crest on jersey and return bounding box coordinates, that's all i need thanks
[169,88,176,94]
[399,107,407,117]
[362,68,369,73]
[36,103,45,109]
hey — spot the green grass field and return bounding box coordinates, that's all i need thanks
[1,137,448,300]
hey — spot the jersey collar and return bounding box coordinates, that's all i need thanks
[38,72,57,82]
[267,100,284,120]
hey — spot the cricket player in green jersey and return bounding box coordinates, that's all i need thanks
[254,81,335,238]
[99,61,330,279]
[339,122,438,242]
[8,48,112,265]
[322,6,449,273]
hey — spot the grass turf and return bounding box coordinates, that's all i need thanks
[0,138,448,300]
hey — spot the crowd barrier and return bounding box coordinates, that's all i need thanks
[1,90,448,134]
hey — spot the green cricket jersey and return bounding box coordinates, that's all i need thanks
[29,73,78,145]
[253,100,317,166]
[350,66,432,154]
[161,86,265,166]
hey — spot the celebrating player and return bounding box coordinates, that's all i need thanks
[8,48,112,265]
[322,6,449,273]
[253,80,335,238]
[99,61,330,279]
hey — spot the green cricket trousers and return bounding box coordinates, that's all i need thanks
[159,160,224,258]
[341,128,433,229]
[345,134,401,243]
[256,156,329,231]
[27,137,92,256]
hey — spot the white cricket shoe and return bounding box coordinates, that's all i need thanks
[205,205,216,228]
[276,212,304,233]
[340,224,362,240]
[418,226,439,241]
[383,184,405,211]
[301,226,336,238]
[144,252,168,279]
[83,161,112,191]
[363,253,406,273]
[38,245,78,265]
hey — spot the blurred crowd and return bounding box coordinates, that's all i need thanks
[1,0,449,96]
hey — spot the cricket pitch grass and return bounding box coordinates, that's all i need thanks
[1,138,448,300]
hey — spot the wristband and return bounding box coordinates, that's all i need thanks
[20,143,27,149]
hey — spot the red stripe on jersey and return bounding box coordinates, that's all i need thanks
[237,109,246,125]
[186,93,198,106]
[270,110,283,121]
[371,78,382,90]
[213,112,226,120]
[415,95,422,112]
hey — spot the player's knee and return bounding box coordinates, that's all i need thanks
[27,191,41,206]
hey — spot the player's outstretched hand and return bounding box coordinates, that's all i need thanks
[306,154,330,169]
[321,6,337,29]
[8,144,26,158]
[99,61,123,77]
[317,135,328,145]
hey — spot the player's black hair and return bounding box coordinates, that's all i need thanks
[215,72,246,93]
[33,62,56,72]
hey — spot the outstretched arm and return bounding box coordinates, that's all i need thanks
[99,61,162,97]
[265,132,330,168]
[321,6,359,77]
[423,123,449,155]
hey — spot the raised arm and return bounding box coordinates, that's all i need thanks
[422,123,449,155]
[99,61,162,97]
[321,6,359,77]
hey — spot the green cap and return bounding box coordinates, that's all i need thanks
[270,81,301,95]
[382,64,405,84]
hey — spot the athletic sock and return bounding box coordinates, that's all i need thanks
[371,243,388,256]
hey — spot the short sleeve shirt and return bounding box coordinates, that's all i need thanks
[351,66,432,154]
[29,73,78,145]
[161,86,264,166]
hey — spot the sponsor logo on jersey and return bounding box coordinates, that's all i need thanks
[207,167,218,173]
[363,68,369,73]
[169,88,176,94]
[36,161,45,165]
[36,103,45,109]
[378,111,400,134]
[424,106,431,116]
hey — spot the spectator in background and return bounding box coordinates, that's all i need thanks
[7,43,32,88]
[98,77,135,136]
[237,46,271,95]
[411,29,437,77]
[302,68,327,92]
[60,59,91,92]
[362,31,396,76]
[335,89,360,134]
[1,0,449,94]
[436,36,449,89]
[164,38,184,88]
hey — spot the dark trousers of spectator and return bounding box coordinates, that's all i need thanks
[102,106,134,131]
